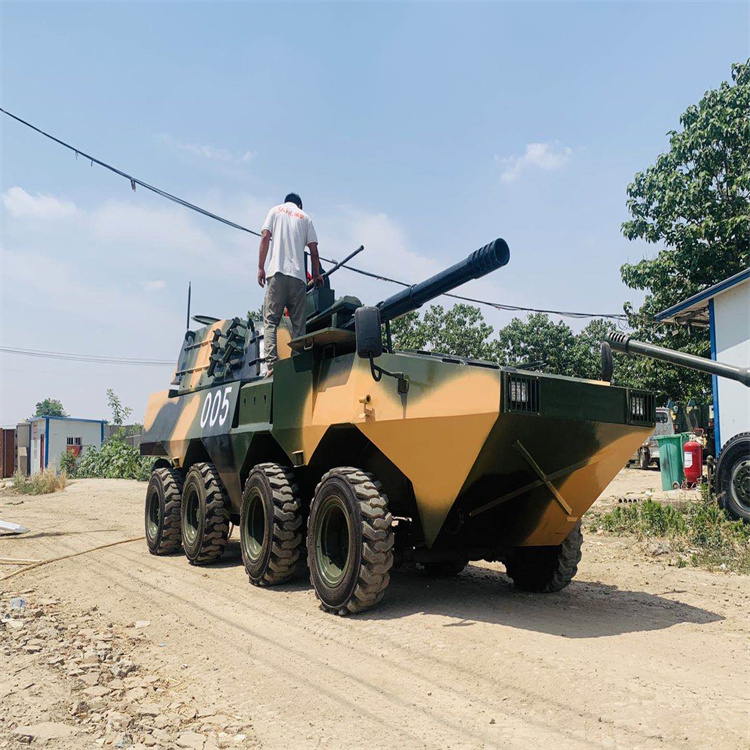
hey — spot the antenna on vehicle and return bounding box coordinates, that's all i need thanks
[186,281,192,330]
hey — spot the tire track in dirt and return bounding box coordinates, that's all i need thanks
[69,541,692,750]
[77,550,596,749]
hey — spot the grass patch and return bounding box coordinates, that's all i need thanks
[588,486,750,574]
[11,469,68,495]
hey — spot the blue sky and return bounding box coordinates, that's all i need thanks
[1,1,748,426]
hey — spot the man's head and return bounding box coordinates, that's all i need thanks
[284,193,303,210]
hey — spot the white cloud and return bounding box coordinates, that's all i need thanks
[141,280,166,292]
[496,142,573,183]
[158,134,256,165]
[1,186,78,219]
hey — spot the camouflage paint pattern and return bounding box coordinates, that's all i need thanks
[142,317,654,549]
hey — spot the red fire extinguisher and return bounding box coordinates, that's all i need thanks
[683,438,703,485]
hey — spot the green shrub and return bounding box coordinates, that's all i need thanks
[76,438,154,481]
[589,487,750,574]
[58,449,78,477]
[12,469,68,495]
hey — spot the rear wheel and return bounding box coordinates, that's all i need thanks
[240,463,304,585]
[181,463,231,564]
[505,522,583,593]
[145,467,184,555]
[422,560,469,577]
[715,433,750,523]
[307,467,393,616]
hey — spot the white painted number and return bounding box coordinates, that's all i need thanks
[200,386,233,429]
[219,386,231,425]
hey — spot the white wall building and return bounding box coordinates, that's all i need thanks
[28,416,105,474]
[656,268,750,451]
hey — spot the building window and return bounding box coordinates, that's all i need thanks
[66,437,82,446]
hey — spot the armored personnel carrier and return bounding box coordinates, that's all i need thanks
[141,239,655,615]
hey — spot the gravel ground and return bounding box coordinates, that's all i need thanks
[1,470,748,749]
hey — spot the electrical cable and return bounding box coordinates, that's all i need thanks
[316,254,627,320]
[1,107,627,320]
[0,346,174,366]
[0,107,261,237]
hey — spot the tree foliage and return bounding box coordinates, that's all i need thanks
[106,388,133,427]
[33,398,67,418]
[75,439,154,482]
[388,304,640,387]
[620,60,749,402]
[390,304,495,360]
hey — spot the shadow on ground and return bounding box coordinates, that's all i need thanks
[361,564,724,637]
[216,539,723,637]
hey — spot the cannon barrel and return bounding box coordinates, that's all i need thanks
[347,238,510,327]
[606,332,750,387]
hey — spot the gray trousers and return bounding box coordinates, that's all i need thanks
[263,273,306,369]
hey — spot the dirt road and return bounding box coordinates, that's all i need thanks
[2,472,748,749]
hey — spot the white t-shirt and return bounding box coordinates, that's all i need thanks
[261,202,318,283]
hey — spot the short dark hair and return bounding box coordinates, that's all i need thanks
[284,193,303,209]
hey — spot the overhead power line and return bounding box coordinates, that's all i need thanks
[0,107,261,237]
[0,107,626,320]
[317,255,626,320]
[0,346,173,366]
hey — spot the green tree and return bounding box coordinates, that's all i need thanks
[620,60,749,402]
[33,398,67,418]
[390,304,495,360]
[106,389,133,427]
[493,313,578,374]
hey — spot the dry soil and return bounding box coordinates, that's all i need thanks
[1,470,748,749]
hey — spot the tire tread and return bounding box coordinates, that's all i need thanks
[309,467,393,616]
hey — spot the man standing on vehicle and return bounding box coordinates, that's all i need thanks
[258,193,322,375]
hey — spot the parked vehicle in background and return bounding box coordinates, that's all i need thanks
[632,407,674,469]
[607,332,750,522]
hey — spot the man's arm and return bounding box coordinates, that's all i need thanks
[308,242,323,286]
[258,230,271,287]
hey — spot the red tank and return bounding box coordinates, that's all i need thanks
[683,439,703,484]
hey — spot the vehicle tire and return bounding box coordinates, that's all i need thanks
[181,463,231,564]
[145,467,184,555]
[638,447,650,471]
[240,463,304,586]
[505,522,583,593]
[307,467,394,616]
[422,560,469,577]
[715,432,750,523]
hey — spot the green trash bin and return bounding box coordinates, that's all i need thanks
[655,433,690,490]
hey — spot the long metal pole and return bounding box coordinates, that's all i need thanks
[306,245,365,289]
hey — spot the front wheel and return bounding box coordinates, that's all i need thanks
[715,433,750,523]
[307,467,394,616]
[505,522,583,593]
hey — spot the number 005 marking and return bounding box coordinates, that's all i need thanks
[200,386,233,428]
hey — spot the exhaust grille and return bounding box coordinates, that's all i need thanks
[628,390,655,425]
[504,373,540,415]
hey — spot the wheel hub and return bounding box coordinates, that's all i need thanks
[147,489,160,539]
[184,485,200,544]
[730,459,750,511]
[315,495,350,588]
[243,489,265,563]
